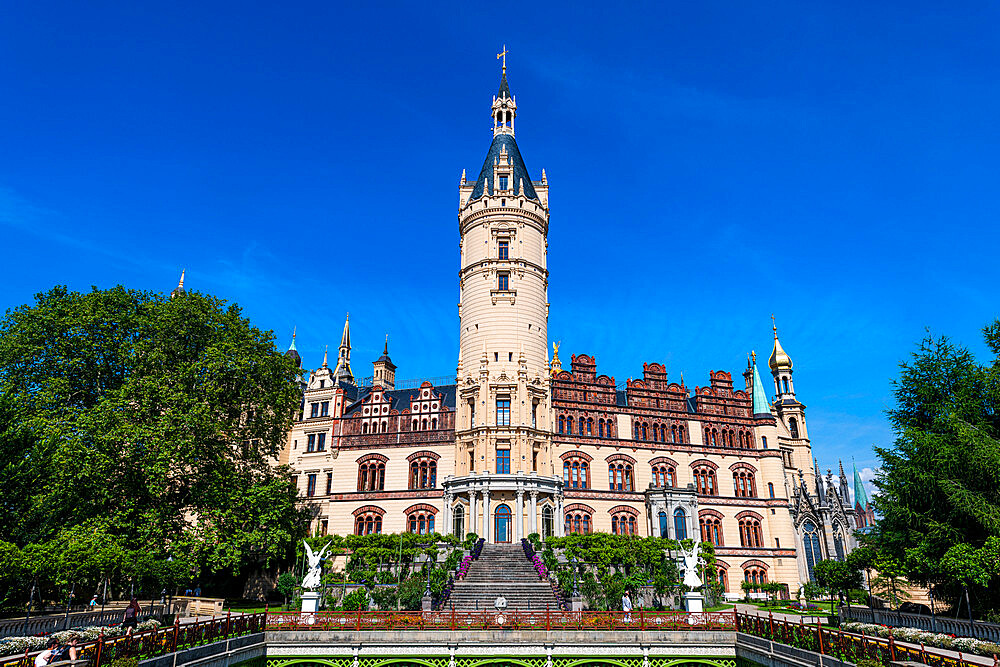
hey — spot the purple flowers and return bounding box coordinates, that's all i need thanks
[531,554,547,579]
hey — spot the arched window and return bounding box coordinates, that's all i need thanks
[598,419,605,437]
[803,520,823,581]
[567,416,574,434]
[362,423,369,434]
[608,462,634,491]
[357,459,386,492]
[673,508,687,540]
[782,378,790,394]
[431,418,437,429]
[422,419,428,431]
[744,567,767,589]
[562,456,590,489]
[739,517,764,548]
[606,421,613,438]
[586,418,593,435]
[715,567,729,593]
[833,524,845,561]
[678,425,685,443]
[611,511,638,536]
[452,505,465,537]
[542,506,554,539]
[565,510,592,535]
[408,511,435,535]
[381,421,387,433]
[409,457,438,490]
[579,418,586,435]
[693,466,717,495]
[641,423,648,441]
[700,515,724,546]
[354,511,383,535]
[768,482,775,498]
[671,425,678,443]
[634,423,641,440]
[733,470,757,497]
[559,416,565,433]
[651,424,658,442]
[761,436,767,448]
[652,464,676,488]
[789,417,799,439]
[658,511,668,538]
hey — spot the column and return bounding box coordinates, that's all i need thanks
[529,491,538,535]
[443,492,453,537]
[483,488,492,543]
[515,490,524,541]
[469,489,478,539]
[555,493,565,537]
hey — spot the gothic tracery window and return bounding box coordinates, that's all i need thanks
[563,456,590,489]
[694,466,717,495]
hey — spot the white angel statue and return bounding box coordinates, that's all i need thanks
[679,542,704,589]
[302,540,333,591]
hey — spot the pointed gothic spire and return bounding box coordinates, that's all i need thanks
[332,313,354,385]
[170,269,187,299]
[284,326,302,368]
[322,345,329,368]
[750,352,771,417]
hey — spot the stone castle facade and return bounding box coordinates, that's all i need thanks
[275,65,860,595]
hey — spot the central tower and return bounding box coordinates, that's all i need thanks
[446,60,560,543]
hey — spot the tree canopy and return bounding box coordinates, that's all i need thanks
[870,319,1000,616]
[0,285,308,587]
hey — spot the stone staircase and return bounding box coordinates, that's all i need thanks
[445,544,563,611]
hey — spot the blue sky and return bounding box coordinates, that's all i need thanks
[2,2,998,486]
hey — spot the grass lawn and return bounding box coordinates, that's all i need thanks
[704,602,735,612]
[745,599,836,614]
[223,600,273,614]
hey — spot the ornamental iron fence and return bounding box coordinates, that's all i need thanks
[840,606,1000,644]
[0,612,264,667]
[265,608,736,632]
[736,611,998,667]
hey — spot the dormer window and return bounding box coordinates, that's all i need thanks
[498,175,508,191]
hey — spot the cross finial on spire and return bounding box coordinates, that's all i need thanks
[751,350,757,365]
[771,313,778,338]
[497,44,508,73]
[384,334,389,355]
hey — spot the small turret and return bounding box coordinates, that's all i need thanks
[372,335,396,390]
[285,327,302,368]
[332,313,354,385]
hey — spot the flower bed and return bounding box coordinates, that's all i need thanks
[841,621,1000,658]
[0,620,160,657]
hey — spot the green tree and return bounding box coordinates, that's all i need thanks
[813,559,862,607]
[0,285,309,578]
[276,572,298,609]
[870,321,1000,616]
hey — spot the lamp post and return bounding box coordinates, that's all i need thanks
[571,556,579,597]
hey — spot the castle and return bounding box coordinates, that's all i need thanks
[275,61,860,595]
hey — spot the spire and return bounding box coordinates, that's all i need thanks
[372,332,396,390]
[750,351,771,417]
[491,47,517,137]
[496,44,510,99]
[332,313,354,385]
[383,334,389,356]
[170,269,187,300]
[284,326,302,368]
[768,314,793,371]
[322,345,329,368]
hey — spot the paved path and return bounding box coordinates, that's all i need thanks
[736,604,994,666]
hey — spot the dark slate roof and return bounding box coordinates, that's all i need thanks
[497,72,511,99]
[343,384,457,417]
[616,390,628,407]
[687,396,698,413]
[467,133,539,202]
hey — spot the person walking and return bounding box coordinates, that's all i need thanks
[122,597,141,636]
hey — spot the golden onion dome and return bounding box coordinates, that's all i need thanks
[768,319,793,371]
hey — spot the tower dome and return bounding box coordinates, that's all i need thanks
[768,319,793,371]
[285,327,302,368]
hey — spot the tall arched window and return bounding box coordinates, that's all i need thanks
[452,505,465,537]
[565,510,592,535]
[542,506,554,539]
[410,457,438,490]
[559,416,565,433]
[641,423,648,441]
[357,459,386,491]
[606,420,613,438]
[608,461,634,491]
[408,511,435,535]
[733,470,757,498]
[694,466,717,495]
[803,520,823,580]
[563,456,590,489]
[744,567,767,589]
[658,511,668,538]
[782,378,790,394]
[789,417,799,439]
[586,418,593,435]
[700,515,724,546]
[768,482,775,498]
[671,425,678,443]
[739,517,764,548]
[833,524,845,561]
[673,508,687,540]
[354,510,383,535]
[652,464,676,488]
